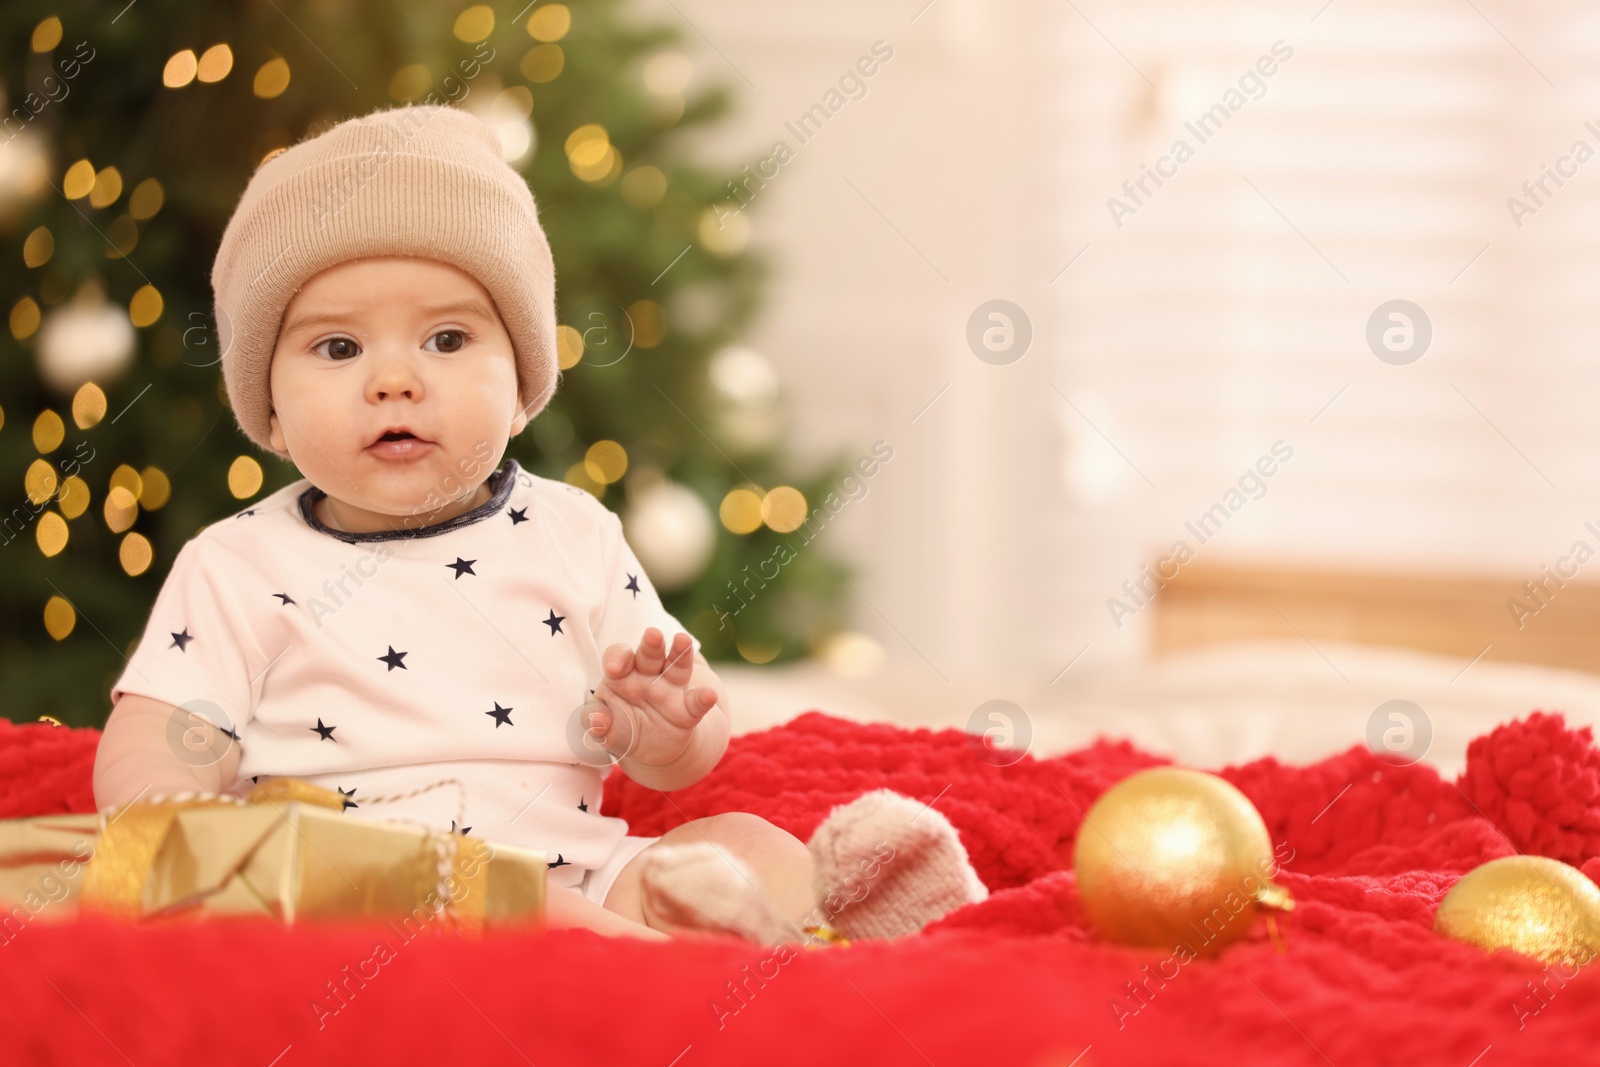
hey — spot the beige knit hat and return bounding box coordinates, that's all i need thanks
[211,103,560,456]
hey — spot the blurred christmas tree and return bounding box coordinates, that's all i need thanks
[0,0,854,727]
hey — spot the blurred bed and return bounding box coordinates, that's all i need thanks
[719,561,1600,778]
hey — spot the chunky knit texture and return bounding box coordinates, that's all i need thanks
[8,710,1600,1065]
[210,103,560,455]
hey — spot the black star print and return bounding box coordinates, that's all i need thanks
[543,609,565,636]
[169,627,193,652]
[508,506,528,525]
[451,819,473,835]
[577,796,588,813]
[625,573,641,598]
[486,702,514,727]
[236,509,257,519]
[548,854,570,869]
[273,592,296,606]
[337,786,358,811]
[310,718,337,742]
[446,557,477,580]
[378,646,408,671]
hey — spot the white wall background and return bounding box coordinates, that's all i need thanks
[626,0,1600,690]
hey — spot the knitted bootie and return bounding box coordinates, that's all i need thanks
[636,841,799,946]
[807,788,989,941]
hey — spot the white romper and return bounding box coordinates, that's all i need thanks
[110,456,698,905]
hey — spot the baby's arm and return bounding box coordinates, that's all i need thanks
[93,693,242,809]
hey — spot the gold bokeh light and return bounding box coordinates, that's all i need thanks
[163,50,198,88]
[197,44,233,83]
[228,455,264,498]
[719,487,764,534]
[72,382,106,429]
[25,459,57,505]
[105,486,138,533]
[57,476,90,520]
[37,512,68,557]
[584,440,628,484]
[43,595,75,640]
[33,410,64,453]
[120,532,154,576]
[760,486,808,533]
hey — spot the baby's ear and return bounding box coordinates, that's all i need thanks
[267,410,289,455]
[510,396,530,437]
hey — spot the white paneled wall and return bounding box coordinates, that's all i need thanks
[624,0,1074,687]
[623,0,1600,687]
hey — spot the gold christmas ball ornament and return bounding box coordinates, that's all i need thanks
[1073,766,1293,954]
[1433,855,1600,968]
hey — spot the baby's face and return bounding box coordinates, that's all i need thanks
[267,256,527,530]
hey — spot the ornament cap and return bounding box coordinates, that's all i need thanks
[801,923,852,949]
[1255,881,1294,912]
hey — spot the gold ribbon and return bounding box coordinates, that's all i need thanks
[82,778,490,931]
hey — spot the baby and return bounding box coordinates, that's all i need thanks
[91,104,986,946]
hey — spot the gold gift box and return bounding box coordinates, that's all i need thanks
[0,779,544,935]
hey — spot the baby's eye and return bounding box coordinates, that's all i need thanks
[313,337,360,361]
[426,330,469,354]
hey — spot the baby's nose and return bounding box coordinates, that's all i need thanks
[366,351,425,400]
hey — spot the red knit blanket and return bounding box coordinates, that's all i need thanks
[3,710,1598,1066]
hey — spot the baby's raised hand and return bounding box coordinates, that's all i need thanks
[585,628,718,769]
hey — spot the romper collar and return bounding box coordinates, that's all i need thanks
[297,457,521,544]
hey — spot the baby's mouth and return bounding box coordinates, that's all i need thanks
[366,428,434,459]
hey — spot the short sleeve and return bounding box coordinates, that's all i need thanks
[110,537,260,741]
[593,510,702,660]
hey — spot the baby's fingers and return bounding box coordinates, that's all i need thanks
[584,701,612,743]
[686,685,718,719]
[602,642,635,678]
[662,632,695,687]
[631,627,667,675]
[584,696,637,758]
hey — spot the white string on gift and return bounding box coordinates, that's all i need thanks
[95,776,473,926]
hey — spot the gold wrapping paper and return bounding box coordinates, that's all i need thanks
[0,812,98,932]
[0,779,544,933]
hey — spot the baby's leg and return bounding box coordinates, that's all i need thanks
[544,880,671,941]
[603,812,816,936]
